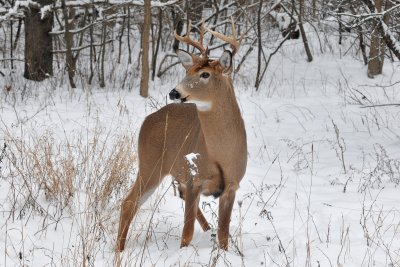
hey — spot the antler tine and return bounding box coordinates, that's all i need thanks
[230,17,237,40]
[174,20,207,57]
[203,17,243,57]
[198,22,205,47]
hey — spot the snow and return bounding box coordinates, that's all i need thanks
[1,26,400,267]
[40,5,53,20]
[185,153,200,177]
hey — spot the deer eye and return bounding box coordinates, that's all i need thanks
[200,72,210,79]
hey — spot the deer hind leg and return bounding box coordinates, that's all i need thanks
[117,166,164,252]
[177,183,211,232]
[217,184,238,250]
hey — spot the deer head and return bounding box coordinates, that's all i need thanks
[169,19,243,112]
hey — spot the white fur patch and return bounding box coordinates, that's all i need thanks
[219,51,232,70]
[187,99,212,112]
[176,50,193,69]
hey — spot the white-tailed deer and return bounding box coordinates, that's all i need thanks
[117,20,247,251]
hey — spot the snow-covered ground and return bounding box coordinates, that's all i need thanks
[1,30,400,267]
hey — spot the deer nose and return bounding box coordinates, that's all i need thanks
[169,89,181,100]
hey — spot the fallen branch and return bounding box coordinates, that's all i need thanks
[361,104,400,108]
[358,80,400,88]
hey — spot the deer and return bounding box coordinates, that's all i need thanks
[116,20,247,252]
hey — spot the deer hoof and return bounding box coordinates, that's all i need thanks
[180,239,190,248]
[218,235,229,251]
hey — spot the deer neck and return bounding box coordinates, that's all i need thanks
[196,81,246,160]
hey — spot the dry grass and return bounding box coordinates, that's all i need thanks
[4,126,137,210]
[1,121,138,265]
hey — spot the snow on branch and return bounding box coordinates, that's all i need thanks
[1,0,51,22]
[380,21,400,61]
[1,0,178,22]
[64,0,178,8]
[12,0,41,10]
[51,39,114,53]
[332,3,400,29]
[40,5,53,19]
[0,12,21,23]
[0,7,7,15]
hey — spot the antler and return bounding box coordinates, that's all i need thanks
[174,21,208,57]
[203,17,243,57]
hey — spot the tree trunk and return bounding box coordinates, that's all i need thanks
[359,28,368,65]
[127,7,132,64]
[61,1,76,88]
[117,9,126,64]
[255,0,263,88]
[312,0,316,19]
[99,22,107,88]
[10,20,14,69]
[368,27,384,77]
[140,0,151,97]
[24,0,53,81]
[88,5,95,85]
[172,16,183,52]
[337,3,343,45]
[299,0,313,62]
[13,19,22,51]
[151,8,162,81]
[367,0,384,78]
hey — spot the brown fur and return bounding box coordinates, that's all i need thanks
[187,58,223,75]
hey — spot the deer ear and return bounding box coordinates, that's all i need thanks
[176,49,194,70]
[219,50,232,72]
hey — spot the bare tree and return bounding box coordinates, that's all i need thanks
[61,1,76,88]
[298,0,313,62]
[23,0,53,81]
[151,8,163,81]
[367,0,385,78]
[140,0,151,97]
[255,0,263,89]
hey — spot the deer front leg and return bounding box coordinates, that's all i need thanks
[178,184,211,232]
[180,181,202,248]
[217,185,237,250]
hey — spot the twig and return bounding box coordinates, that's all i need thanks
[361,103,400,108]
[358,80,400,88]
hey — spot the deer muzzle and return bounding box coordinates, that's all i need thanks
[169,89,181,100]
